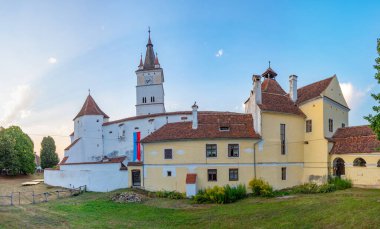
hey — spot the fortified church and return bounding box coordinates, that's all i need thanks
[45,31,380,195]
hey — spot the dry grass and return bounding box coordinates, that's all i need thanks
[0,174,70,205]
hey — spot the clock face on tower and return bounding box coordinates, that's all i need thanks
[144,75,153,84]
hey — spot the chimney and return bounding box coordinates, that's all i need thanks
[192,102,198,129]
[289,75,298,102]
[252,75,262,104]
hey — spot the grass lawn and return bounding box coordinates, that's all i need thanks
[1,188,380,228]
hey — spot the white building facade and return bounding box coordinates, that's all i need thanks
[44,31,194,191]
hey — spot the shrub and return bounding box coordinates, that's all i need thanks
[328,177,352,190]
[193,184,247,204]
[224,184,247,203]
[248,178,274,197]
[155,190,186,199]
[292,183,320,194]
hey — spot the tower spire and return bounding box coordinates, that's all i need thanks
[143,27,155,69]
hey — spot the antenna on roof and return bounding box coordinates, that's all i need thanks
[269,61,271,68]
[88,89,91,95]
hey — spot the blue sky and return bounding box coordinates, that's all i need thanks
[0,1,379,156]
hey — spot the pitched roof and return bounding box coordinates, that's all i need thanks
[296,76,334,105]
[141,113,260,143]
[74,95,109,120]
[60,156,126,165]
[259,93,306,117]
[186,174,197,184]
[330,125,380,154]
[64,138,81,151]
[59,156,69,165]
[103,111,192,126]
[257,79,305,117]
[262,67,278,79]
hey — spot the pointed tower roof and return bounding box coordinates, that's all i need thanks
[74,94,109,120]
[138,53,143,69]
[154,52,160,66]
[143,27,156,70]
[262,61,278,79]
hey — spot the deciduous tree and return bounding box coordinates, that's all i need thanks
[365,38,380,140]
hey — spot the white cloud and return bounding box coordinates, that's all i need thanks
[48,57,57,64]
[340,82,372,110]
[215,49,223,57]
[1,84,34,126]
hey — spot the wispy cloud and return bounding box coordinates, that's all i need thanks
[215,49,223,57]
[1,84,34,126]
[48,57,57,64]
[340,82,372,110]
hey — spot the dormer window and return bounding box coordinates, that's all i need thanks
[219,126,230,131]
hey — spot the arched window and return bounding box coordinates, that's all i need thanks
[353,158,366,167]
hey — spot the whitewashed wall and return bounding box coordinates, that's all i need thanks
[44,163,129,192]
[102,113,193,161]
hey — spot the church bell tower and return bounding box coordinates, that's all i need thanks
[135,28,166,116]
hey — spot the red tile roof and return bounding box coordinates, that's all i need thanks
[103,111,239,126]
[59,156,69,165]
[262,78,286,94]
[64,138,81,151]
[74,95,109,120]
[257,79,305,117]
[330,125,380,154]
[61,156,126,165]
[127,161,143,166]
[186,174,197,184]
[296,76,334,105]
[141,113,260,143]
[103,111,192,126]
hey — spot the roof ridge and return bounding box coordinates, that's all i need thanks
[297,75,335,90]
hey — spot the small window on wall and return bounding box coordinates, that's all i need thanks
[328,119,333,132]
[208,169,217,181]
[280,124,286,155]
[281,167,287,180]
[206,144,217,157]
[342,123,346,128]
[229,169,239,181]
[142,97,147,103]
[306,120,312,133]
[377,160,380,167]
[353,158,366,167]
[167,171,172,177]
[228,144,239,157]
[164,149,172,159]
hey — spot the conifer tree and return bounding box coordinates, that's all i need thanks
[40,136,59,169]
[365,39,380,140]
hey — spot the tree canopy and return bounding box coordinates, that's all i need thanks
[40,136,59,169]
[365,39,380,140]
[0,126,35,175]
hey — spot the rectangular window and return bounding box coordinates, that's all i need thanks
[206,144,217,158]
[167,171,172,177]
[306,120,312,133]
[164,149,172,159]
[280,124,286,155]
[229,169,239,181]
[342,123,345,128]
[208,169,217,181]
[329,119,333,132]
[228,144,239,157]
[281,167,287,180]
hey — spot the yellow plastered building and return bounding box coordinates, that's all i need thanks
[135,67,378,196]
